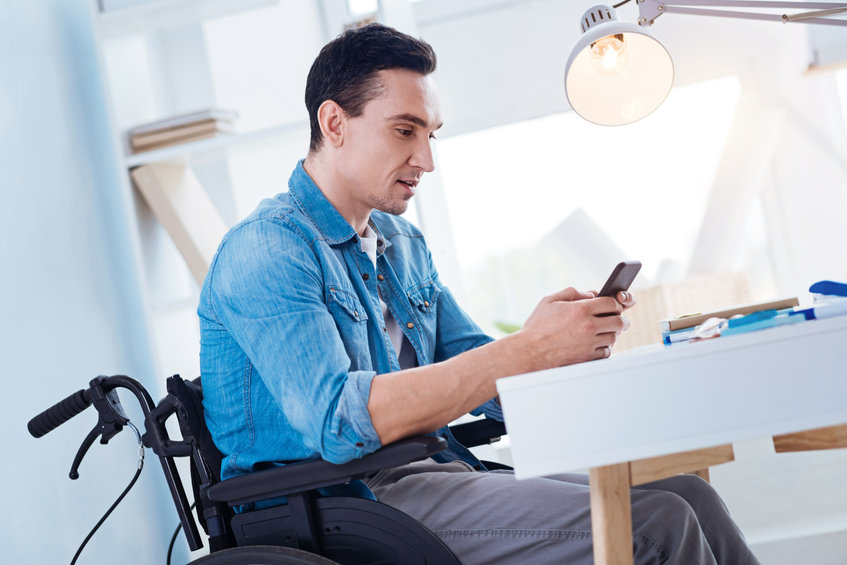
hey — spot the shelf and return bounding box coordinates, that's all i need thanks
[98,0,279,38]
[124,119,309,168]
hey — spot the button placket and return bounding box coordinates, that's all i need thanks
[376,270,390,336]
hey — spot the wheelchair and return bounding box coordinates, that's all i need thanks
[28,374,508,564]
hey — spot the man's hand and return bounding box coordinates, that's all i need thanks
[518,287,634,370]
[368,287,636,446]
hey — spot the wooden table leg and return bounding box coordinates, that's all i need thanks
[589,463,633,565]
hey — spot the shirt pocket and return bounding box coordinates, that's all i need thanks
[407,281,440,313]
[326,285,371,370]
[406,280,441,363]
[327,286,369,322]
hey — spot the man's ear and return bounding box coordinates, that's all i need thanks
[316,100,346,148]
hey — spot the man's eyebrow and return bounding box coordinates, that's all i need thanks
[388,113,443,131]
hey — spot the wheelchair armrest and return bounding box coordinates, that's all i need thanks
[449,418,506,448]
[207,435,447,506]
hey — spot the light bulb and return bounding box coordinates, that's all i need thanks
[565,5,674,125]
[590,33,629,76]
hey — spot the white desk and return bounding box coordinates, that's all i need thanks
[496,314,847,564]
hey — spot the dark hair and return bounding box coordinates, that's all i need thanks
[305,23,437,152]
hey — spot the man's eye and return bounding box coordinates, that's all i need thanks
[397,129,413,137]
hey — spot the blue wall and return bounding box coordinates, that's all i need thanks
[1,1,182,562]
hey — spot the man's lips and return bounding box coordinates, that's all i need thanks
[397,178,419,194]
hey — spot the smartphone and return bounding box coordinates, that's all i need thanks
[597,260,642,297]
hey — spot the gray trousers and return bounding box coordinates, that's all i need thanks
[365,459,760,565]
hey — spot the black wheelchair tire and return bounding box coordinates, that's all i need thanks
[188,545,340,564]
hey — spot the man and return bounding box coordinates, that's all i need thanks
[198,23,759,564]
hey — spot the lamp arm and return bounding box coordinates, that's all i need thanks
[639,0,847,26]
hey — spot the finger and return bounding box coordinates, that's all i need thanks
[595,314,627,336]
[593,344,612,359]
[599,316,630,334]
[589,297,623,317]
[596,330,619,346]
[616,290,636,309]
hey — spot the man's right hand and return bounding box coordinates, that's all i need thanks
[518,287,628,370]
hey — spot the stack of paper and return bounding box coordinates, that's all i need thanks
[659,297,800,345]
[128,109,238,153]
[660,281,847,346]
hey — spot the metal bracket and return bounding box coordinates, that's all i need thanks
[637,0,667,26]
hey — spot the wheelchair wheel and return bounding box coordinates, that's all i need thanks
[189,545,340,564]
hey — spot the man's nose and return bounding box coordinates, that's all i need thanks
[410,138,435,172]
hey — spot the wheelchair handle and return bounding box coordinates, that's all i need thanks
[28,388,93,438]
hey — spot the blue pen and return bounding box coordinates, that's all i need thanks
[792,301,847,321]
[721,308,805,337]
[725,309,779,329]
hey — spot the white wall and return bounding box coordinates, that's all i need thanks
[1,1,179,563]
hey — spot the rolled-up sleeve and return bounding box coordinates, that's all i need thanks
[470,398,503,421]
[207,218,381,463]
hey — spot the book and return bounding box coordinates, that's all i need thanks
[662,305,805,345]
[128,108,239,137]
[661,327,699,345]
[130,120,236,152]
[659,297,800,332]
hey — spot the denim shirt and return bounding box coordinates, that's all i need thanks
[198,161,502,486]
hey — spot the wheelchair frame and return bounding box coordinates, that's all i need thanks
[29,373,507,564]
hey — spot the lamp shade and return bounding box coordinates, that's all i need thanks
[565,5,674,126]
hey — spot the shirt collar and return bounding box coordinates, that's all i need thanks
[288,160,358,245]
[288,160,391,253]
[366,220,391,254]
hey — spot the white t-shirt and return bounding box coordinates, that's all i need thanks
[361,225,409,364]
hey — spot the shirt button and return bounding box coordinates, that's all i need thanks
[377,240,384,247]
[377,274,384,281]
[362,273,369,281]
[356,442,364,448]
[406,322,414,329]
[424,301,430,307]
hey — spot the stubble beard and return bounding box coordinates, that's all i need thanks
[370,193,411,217]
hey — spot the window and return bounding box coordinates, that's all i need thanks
[348,0,378,16]
[435,75,743,334]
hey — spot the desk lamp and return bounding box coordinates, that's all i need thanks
[565,1,847,126]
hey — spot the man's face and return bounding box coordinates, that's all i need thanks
[338,68,443,217]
